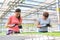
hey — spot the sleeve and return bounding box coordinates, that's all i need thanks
[8,16,12,24]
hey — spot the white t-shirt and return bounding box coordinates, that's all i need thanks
[38,18,50,32]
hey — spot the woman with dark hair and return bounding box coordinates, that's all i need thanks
[37,12,51,32]
[5,8,22,35]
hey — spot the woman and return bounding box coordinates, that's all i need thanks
[5,8,22,35]
[37,12,51,32]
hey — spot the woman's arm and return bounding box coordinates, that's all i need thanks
[5,18,11,28]
[36,21,41,28]
[5,16,13,28]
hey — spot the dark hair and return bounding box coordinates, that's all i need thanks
[43,12,49,18]
[15,8,21,20]
[15,8,21,12]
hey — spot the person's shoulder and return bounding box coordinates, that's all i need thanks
[47,18,50,20]
[47,18,51,21]
[9,16,13,19]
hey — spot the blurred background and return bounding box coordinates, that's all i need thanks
[0,0,60,35]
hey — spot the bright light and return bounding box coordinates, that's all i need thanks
[33,0,46,2]
[0,0,4,3]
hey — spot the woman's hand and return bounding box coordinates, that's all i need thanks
[7,25,12,28]
[37,25,42,28]
[5,25,13,28]
[8,26,13,28]
[8,24,15,28]
[18,23,22,26]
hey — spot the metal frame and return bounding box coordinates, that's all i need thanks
[0,0,56,18]
[0,0,57,26]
